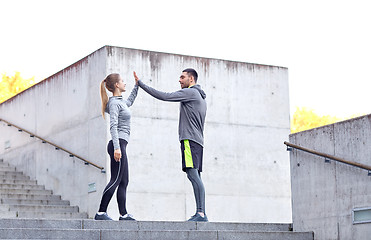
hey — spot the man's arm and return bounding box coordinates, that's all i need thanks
[138,80,197,102]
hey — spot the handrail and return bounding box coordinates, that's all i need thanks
[284,141,371,174]
[0,118,105,173]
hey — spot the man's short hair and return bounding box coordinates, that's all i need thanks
[183,68,198,82]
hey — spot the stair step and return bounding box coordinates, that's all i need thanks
[0,161,10,167]
[18,211,89,219]
[0,204,79,213]
[3,211,89,219]
[83,220,293,232]
[0,193,61,201]
[0,170,23,175]
[0,160,88,221]
[1,198,70,205]
[0,183,45,190]
[101,229,314,240]
[0,166,16,171]
[196,222,292,231]
[0,228,313,240]
[0,228,98,239]
[0,218,82,229]
[0,174,30,180]
[0,179,38,185]
[0,219,292,232]
[0,188,52,195]
[0,219,313,239]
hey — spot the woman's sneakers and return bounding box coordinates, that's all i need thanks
[95,212,136,221]
[94,212,112,220]
[119,213,136,221]
[187,212,208,222]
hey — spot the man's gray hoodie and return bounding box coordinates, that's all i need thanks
[105,85,138,150]
[138,80,207,147]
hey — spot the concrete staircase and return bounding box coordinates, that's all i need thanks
[0,159,87,219]
[0,218,314,240]
[0,159,313,239]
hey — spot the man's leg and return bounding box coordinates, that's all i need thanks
[186,168,206,216]
[181,139,207,221]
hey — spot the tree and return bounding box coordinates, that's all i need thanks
[291,107,362,133]
[0,72,36,103]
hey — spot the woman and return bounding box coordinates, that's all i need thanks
[95,72,139,221]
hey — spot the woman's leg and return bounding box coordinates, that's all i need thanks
[116,139,129,216]
[98,140,123,213]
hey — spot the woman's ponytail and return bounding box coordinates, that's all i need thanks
[100,73,120,119]
[100,79,108,119]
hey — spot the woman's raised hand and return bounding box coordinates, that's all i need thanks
[133,71,139,85]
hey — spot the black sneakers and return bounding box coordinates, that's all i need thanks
[187,213,198,221]
[119,213,136,221]
[94,212,113,220]
[94,212,136,221]
[187,213,208,222]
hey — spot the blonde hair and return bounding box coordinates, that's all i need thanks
[100,73,121,119]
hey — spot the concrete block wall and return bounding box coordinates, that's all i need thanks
[1,46,291,223]
[0,47,108,217]
[289,115,371,240]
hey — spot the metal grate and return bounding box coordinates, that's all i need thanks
[353,207,371,224]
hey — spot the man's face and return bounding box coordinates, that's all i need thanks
[179,72,191,89]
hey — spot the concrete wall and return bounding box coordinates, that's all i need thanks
[0,46,291,223]
[0,47,108,217]
[289,115,371,240]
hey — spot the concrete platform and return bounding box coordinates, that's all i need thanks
[0,219,314,240]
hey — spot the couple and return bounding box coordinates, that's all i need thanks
[94,68,208,222]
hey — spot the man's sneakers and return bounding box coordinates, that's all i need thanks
[187,213,198,221]
[187,212,208,222]
[94,212,112,220]
[119,213,136,221]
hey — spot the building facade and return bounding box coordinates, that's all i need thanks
[0,46,291,222]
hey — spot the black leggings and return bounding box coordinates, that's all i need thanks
[98,139,129,216]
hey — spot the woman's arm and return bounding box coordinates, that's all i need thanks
[109,103,120,150]
[109,102,122,161]
[126,84,139,107]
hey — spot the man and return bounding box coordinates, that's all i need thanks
[134,69,208,222]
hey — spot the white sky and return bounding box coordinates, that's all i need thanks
[1,0,370,118]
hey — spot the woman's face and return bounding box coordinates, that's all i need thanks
[116,76,126,92]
